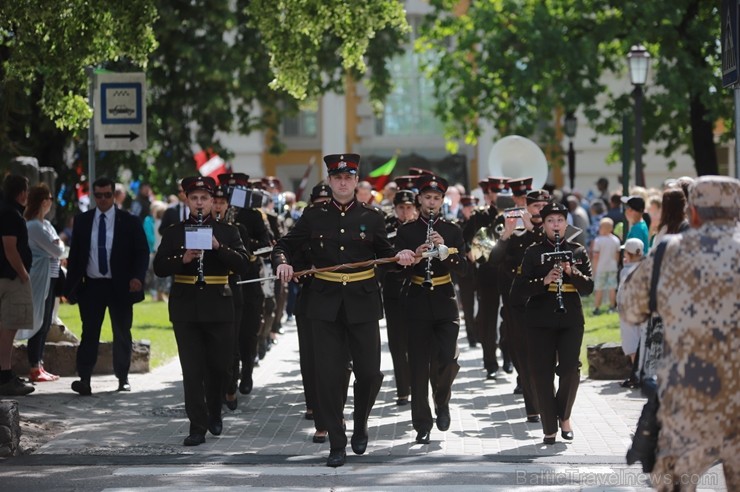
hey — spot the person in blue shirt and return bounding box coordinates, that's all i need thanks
[621,196,649,253]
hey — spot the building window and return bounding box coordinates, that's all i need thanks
[376,17,444,137]
[282,110,318,138]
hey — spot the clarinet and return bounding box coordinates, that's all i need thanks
[553,231,566,313]
[195,208,206,289]
[421,209,435,290]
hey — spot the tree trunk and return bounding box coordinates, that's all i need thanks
[689,92,718,177]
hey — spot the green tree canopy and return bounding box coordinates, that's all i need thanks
[418,0,729,175]
[1,0,408,191]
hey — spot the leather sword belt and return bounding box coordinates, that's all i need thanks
[411,273,452,287]
[547,283,577,293]
[174,275,229,284]
[314,269,375,285]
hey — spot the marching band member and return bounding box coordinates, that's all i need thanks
[382,187,419,406]
[229,174,271,395]
[395,174,468,444]
[272,154,415,467]
[212,182,253,411]
[456,195,479,348]
[295,183,352,444]
[153,176,250,446]
[489,186,549,423]
[511,201,593,445]
[463,177,507,378]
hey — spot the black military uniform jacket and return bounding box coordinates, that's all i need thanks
[154,214,250,323]
[489,225,544,300]
[510,238,593,329]
[381,215,405,301]
[463,205,498,287]
[272,198,395,324]
[395,216,468,321]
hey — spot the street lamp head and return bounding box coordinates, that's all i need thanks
[564,112,578,138]
[628,44,651,86]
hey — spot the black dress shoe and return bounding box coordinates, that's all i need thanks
[71,379,92,396]
[350,431,368,455]
[513,384,523,395]
[326,449,346,467]
[117,379,131,392]
[436,406,451,432]
[312,431,327,444]
[415,430,431,444]
[208,417,223,436]
[183,433,206,446]
[486,371,497,380]
[561,430,574,440]
[396,397,409,406]
[239,375,253,395]
[503,362,514,374]
[224,395,238,411]
[543,436,556,445]
[526,415,541,423]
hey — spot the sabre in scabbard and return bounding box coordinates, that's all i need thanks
[236,246,457,285]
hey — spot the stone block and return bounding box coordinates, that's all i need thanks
[12,340,150,377]
[587,342,633,380]
[0,400,21,457]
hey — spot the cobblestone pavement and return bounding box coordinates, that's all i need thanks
[10,317,648,461]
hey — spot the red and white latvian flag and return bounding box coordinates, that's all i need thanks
[194,149,228,179]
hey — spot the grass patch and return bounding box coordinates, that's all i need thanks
[56,293,620,374]
[581,296,621,374]
[57,296,176,368]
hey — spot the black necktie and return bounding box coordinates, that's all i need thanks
[98,214,108,275]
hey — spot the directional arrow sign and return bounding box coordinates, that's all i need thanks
[94,72,147,151]
[104,131,140,141]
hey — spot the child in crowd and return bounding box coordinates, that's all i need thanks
[590,217,620,314]
[617,238,645,388]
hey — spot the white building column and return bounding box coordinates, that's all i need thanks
[320,91,347,180]
[477,118,496,181]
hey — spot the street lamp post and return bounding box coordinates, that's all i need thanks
[564,112,578,190]
[627,44,650,188]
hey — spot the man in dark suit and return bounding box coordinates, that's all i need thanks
[65,176,149,395]
[159,180,188,235]
[273,154,415,468]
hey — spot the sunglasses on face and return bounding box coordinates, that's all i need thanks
[94,192,113,199]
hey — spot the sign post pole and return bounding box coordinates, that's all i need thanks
[86,67,96,184]
[722,0,740,177]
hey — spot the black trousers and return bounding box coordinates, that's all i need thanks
[173,320,233,435]
[241,292,264,380]
[475,282,500,373]
[456,271,477,344]
[297,312,351,432]
[27,277,57,367]
[527,324,583,435]
[76,278,133,381]
[382,294,410,399]
[312,305,383,451]
[408,317,460,433]
[227,300,244,395]
[506,302,539,416]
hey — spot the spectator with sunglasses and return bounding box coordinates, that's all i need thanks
[65,177,149,396]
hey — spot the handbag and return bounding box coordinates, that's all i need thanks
[53,266,67,297]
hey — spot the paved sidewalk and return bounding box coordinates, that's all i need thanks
[9,317,648,463]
